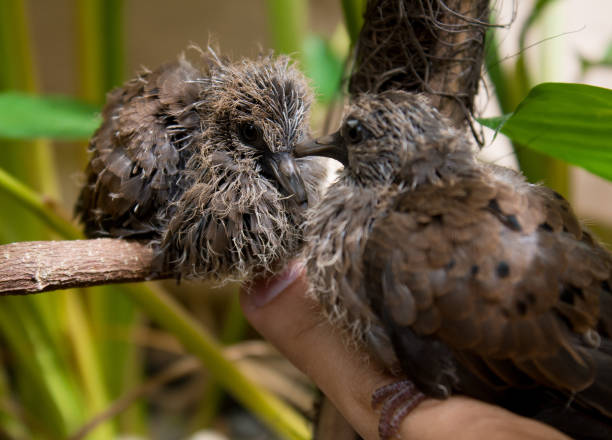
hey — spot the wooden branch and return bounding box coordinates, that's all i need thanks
[0,238,170,295]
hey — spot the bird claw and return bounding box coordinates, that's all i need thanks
[372,379,426,440]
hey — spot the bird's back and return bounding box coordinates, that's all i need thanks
[76,59,203,239]
[364,164,612,437]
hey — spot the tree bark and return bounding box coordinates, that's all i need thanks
[349,0,490,129]
[0,238,169,295]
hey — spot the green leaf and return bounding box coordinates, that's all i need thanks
[478,114,512,132]
[302,35,343,102]
[0,92,100,140]
[477,113,513,142]
[480,82,612,182]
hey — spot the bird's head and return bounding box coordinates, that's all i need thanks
[295,91,473,187]
[162,51,326,280]
[195,52,314,207]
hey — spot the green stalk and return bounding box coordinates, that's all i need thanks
[265,0,308,63]
[75,2,142,435]
[220,290,249,343]
[0,364,19,437]
[77,0,124,101]
[341,0,366,45]
[0,376,28,440]
[76,0,105,105]
[0,0,72,358]
[0,0,36,91]
[0,166,81,239]
[484,26,511,113]
[0,302,66,439]
[195,289,248,428]
[87,286,144,434]
[0,6,93,439]
[62,293,113,440]
[101,0,124,92]
[114,312,146,435]
[513,147,569,196]
[128,283,311,440]
[0,297,85,438]
[0,0,46,241]
[485,12,569,196]
[3,0,61,198]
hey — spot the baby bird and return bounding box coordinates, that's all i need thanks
[76,49,325,280]
[296,91,612,440]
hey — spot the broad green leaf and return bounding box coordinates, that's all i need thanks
[479,82,612,182]
[478,114,512,139]
[0,92,100,140]
[302,35,343,102]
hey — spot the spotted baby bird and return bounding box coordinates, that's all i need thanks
[296,91,612,440]
[76,49,325,280]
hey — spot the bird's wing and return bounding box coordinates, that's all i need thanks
[364,169,612,416]
[76,59,203,238]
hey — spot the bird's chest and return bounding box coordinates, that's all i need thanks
[305,185,397,336]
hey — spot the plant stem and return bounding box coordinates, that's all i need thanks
[63,293,114,440]
[341,0,365,45]
[101,0,124,91]
[485,14,569,196]
[127,283,311,440]
[0,167,81,239]
[265,0,307,63]
[76,0,105,105]
[196,288,248,428]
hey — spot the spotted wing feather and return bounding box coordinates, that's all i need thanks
[364,168,612,422]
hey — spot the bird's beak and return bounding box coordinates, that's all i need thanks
[265,152,308,206]
[294,131,348,166]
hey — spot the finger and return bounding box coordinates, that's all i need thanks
[240,261,390,439]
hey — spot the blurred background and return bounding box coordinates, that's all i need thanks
[0,1,610,439]
[480,0,612,224]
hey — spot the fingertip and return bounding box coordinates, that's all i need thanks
[240,260,305,309]
[240,260,307,326]
[239,263,392,440]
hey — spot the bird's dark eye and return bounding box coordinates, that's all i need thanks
[342,119,368,144]
[238,123,266,149]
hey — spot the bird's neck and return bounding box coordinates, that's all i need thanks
[304,179,400,338]
[402,148,478,189]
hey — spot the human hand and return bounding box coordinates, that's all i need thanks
[240,261,571,440]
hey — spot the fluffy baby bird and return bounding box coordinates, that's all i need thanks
[77,49,325,280]
[296,91,611,440]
